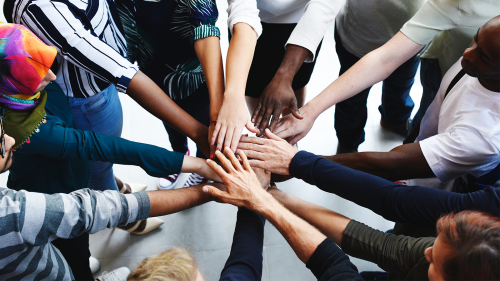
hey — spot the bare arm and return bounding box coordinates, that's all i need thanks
[194,36,225,158]
[269,187,350,246]
[322,142,434,181]
[147,183,223,217]
[274,32,424,143]
[126,70,210,157]
[211,23,259,152]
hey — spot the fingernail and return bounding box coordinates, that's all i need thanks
[203,186,209,192]
[210,154,214,159]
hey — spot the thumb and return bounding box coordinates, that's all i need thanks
[246,119,259,133]
[264,128,284,142]
[290,100,303,120]
[203,185,226,200]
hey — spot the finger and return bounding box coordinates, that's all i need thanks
[251,100,263,123]
[256,108,273,136]
[203,185,228,200]
[268,108,283,132]
[209,142,216,159]
[289,133,305,146]
[236,143,265,154]
[225,147,244,171]
[215,150,237,173]
[238,150,252,172]
[245,119,259,133]
[264,128,285,142]
[247,159,266,169]
[290,100,304,120]
[216,126,227,152]
[273,118,288,134]
[206,159,230,179]
[211,122,222,145]
[224,127,235,151]
[275,128,294,140]
[237,149,265,160]
[230,127,243,152]
[239,135,267,145]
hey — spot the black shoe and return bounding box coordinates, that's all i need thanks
[336,143,358,155]
[380,119,410,137]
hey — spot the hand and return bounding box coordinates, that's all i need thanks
[237,129,298,175]
[211,97,258,153]
[194,126,211,158]
[208,121,217,159]
[252,77,303,136]
[273,110,315,145]
[203,148,273,212]
[253,167,271,190]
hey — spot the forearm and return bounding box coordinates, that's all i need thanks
[194,36,225,119]
[127,70,207,143]
[273,45,311,83]
[225,23,257,98]
[258,193,326,263]
[270,189,350,246]
[147,184,219,217]
[321,143,433,181]
[302,32,423,119]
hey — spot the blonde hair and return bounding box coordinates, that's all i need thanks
[128,247,198,281]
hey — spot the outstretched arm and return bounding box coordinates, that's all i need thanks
[273,32,423,144]
[203,149,362,280]
[211,22,259,153]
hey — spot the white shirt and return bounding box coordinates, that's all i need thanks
[412,58,500,190]
[227,0,344,62]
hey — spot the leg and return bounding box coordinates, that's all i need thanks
[52,233,94,281]
[69,85,123,191]
[379,53,420,130]
[334,24,371,151]
[408,59,442,132]
[163,83,210,159]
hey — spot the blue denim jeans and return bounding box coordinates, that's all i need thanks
[334,24,419,150]
[408,58,442,132]
[69,85,123,191]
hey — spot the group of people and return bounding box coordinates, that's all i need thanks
[0,0,499,280]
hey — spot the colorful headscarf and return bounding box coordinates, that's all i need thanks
[0,23,56,110]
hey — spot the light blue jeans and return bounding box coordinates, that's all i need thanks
[69,85,123,191]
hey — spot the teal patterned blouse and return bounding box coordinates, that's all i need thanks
[116,0,220,99]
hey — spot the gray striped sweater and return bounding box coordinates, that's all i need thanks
[0,188,150,280]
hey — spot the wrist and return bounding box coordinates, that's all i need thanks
[251,192,280,217]
[274,68,295,83]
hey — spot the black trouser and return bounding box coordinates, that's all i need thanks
[163,83,210,159]
[52,233,94,281]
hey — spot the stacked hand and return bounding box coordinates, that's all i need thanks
[203,148,273,213]
[237,129,298,175]
[273,111,315,146]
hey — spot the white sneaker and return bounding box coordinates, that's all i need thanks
[96,267,130,281]
[89,256,100,274]
[183,173,210,188]
[157,150,190,190]
[118,217,164,235]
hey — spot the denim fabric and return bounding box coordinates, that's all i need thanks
[163,83,210,159]
[334,24,419,150]
[68,85,123,191]
[408,58,442,132]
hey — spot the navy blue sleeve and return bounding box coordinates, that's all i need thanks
[306,238,363,281]
[220,207,265,281]
[290,151,500,229]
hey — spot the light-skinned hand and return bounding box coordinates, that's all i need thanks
[236,129,298,175]
[273,111,315,145]
[202,148,273,213]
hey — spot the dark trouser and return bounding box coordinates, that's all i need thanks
[408,58,442,132]
[334,24,419,150]
[52,233,94,281]
[163,83,210,159]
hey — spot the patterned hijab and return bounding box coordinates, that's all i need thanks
[0,23,56,110]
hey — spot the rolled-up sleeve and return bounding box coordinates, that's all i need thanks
[286,0,345,62]
[20,0,138,92]
[226,0,262,38]
[190,0,221,43]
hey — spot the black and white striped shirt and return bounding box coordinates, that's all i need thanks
[0,188,150,280]
[4,0,139,98]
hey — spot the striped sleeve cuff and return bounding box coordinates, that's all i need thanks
[191,25,221,44]
[132,191,151,221]
[116,65,139,93]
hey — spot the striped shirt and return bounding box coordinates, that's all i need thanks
[0,188,150,280]
[4,0,139,98]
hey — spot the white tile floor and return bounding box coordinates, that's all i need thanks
[0,2,425,280]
